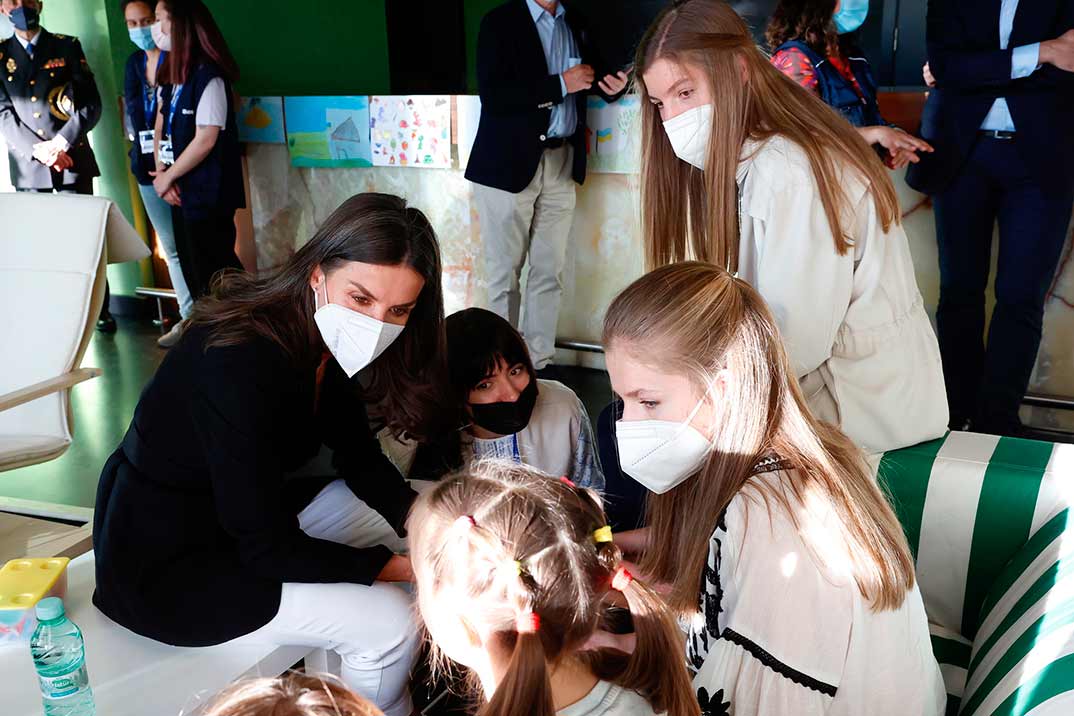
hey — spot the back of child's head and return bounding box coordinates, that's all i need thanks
[201,672,383,716]
[408,461,700,716]
[445,307,534,399]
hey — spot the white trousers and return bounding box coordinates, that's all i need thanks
[234,479,416,716]
[474,145,577,369]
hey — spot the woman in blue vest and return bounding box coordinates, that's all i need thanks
[149,0,243,302]
[767,0,933,170]
[121,0,191,348]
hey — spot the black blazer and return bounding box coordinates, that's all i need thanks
[465,0,625,193]
[92,325,417,647]
[0,29,101,189]
[906,0,1074,196]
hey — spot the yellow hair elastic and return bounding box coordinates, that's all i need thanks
[593,526,614,544]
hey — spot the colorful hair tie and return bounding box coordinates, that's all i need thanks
[593,525,614,544]
[516,611,540,634]
[452,515,476,532]
[500,559,523,577]
[559,476,576,488]
[612,567,634,592]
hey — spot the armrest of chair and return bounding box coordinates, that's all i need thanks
[0,368,102,413]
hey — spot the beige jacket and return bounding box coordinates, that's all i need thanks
[735,136,948,453]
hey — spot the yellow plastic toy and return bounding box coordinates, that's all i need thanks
[0,557,70,643]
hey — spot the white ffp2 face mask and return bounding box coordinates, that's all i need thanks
[615,399,713,494]
[662,104,713,171]
[150,21,172,52]
[312,280,405,378]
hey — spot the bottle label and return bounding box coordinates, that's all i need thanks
[38,664,89,699]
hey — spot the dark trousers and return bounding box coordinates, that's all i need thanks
[934,137,1074,435]
[18,174,111,319]
[170,207,243,300]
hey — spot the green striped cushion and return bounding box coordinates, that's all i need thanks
[931,623,972,716]
[879,432,1070,641]
[959,509,1074,715]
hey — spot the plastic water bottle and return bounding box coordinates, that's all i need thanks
[30,597,95,715]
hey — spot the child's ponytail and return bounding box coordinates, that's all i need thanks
[479,613,555,716]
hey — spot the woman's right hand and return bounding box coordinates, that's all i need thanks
[613,527,651,559]
[376,554,414,583]
[860,126,933,167]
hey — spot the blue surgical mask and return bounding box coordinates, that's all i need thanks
[10,5,41,32]
[128,26,157,52]
[833,0,868,35]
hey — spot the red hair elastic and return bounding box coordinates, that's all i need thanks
[612,567,634,592]
[559,476,576,488]
[516,611,541,634]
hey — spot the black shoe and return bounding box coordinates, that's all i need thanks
[96,315,117,334]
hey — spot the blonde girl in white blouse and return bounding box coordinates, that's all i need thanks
[602,262,945,716]
[634,0,947,454]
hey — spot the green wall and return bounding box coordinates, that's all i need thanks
[44,0,147,296]
[102,1,391,97]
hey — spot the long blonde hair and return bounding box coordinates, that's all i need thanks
[636,0,900,272]
[408,462,700,716]
[603,262,915,614]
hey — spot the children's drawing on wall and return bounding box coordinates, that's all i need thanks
[237,97,286,144]
[284,96,372,168]
[370,95,452,169]
[585,95,641,174]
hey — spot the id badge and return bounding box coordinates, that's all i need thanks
[138,130,155,155]
[159,139,174,165]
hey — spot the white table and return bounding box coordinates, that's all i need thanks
[0,552,317,716]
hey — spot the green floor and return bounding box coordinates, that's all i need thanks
[0,318,166,513]
[0,317,613,516]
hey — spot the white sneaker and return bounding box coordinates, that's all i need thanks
[157,320,186,349]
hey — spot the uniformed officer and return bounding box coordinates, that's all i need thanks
[0,0,114,332]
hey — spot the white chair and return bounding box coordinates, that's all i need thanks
[0,192,148,472]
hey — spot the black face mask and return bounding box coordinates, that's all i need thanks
[469,377,539,436]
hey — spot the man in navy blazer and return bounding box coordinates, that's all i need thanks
[906,0,1074,436]
[467,0,627,376]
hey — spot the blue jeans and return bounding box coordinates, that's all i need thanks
[138,182,193,319]
[934,137,1074,434]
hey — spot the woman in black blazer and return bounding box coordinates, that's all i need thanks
[92,193,450,716]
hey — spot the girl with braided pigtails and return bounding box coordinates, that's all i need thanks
[407,461,699,716]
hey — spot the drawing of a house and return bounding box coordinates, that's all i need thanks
[328,115,364,160]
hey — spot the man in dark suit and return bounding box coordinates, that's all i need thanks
[0,0,113,331]
[467,0,627,377]
[907,0,1074,436]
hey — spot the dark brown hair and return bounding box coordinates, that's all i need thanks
[409,462,700,716]
[603,262,915,614]
[188,193,448,441]
[635,0,899,273]
[158,0,239,85]
[765,0,843,57]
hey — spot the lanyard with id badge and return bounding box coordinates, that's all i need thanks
[159,83,183,166]
[137,52,166,156]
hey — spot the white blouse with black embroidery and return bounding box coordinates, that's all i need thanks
[686,468,946,716]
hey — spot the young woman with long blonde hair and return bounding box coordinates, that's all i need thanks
[635,0,947,453]
[604,262,944,715]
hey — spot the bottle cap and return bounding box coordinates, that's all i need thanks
[35,596,65,621]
